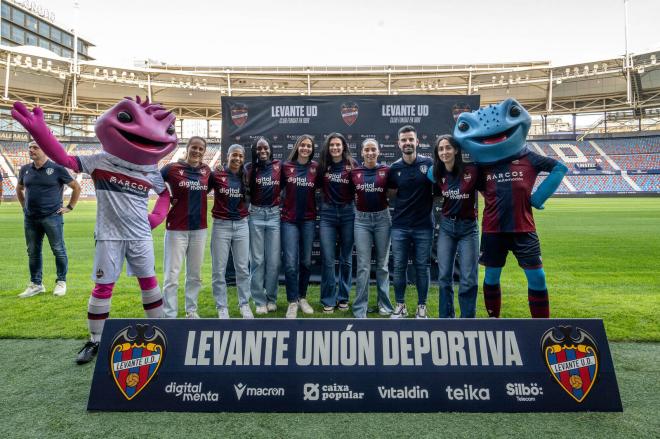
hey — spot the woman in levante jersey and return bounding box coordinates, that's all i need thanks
[209,144,253,319]
[349,138,394,318]
[246,137,282,315]
[427,134,479,318]
[318,132,358,313]
[280,135,319,319]
[160,136,212,319]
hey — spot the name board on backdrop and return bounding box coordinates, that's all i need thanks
[220,95,480,163]
[88,318,622,412]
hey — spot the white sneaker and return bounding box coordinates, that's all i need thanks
[217,307,230,319]
[416,304,428,319]
[378,305,393,316]
[255,305,268,315]
[299,298,314,314]
[390,303,408,319]
[240,304,254,319]
[286,302,298,319]
[53,281,67,297]
[266,302,277,312]
[18,283,45,298]
[186,311,200,319]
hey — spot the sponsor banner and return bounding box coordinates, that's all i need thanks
[88,318,622,412]
[220,95,480,164]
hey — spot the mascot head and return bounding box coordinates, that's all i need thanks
[453,97,531,164]
[94,96,178,165]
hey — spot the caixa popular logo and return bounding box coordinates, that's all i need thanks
[340,102,359,126]
[541,326,599,403]
[231,104,249,127]
[109,324,166,401]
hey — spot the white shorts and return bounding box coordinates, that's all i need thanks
[91,240,156,283]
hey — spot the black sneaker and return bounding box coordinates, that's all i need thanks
[76,341,99,365]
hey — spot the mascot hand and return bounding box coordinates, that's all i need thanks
[148,190,171,229]
[11,101,80,172]
[11,102,49,138]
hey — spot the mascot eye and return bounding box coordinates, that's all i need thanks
[167,124,176,135]
[117,111,133,123]
[509,106,521,117]
[458,121,469,132]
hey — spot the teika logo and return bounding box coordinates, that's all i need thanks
[445,385,490,401]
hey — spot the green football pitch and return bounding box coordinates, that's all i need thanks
[0,197,658,437]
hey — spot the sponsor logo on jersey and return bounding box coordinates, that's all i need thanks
[110,324,166,401]
[541,326,599,403]
[46,168,54,175]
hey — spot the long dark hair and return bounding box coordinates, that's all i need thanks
[287,134,315,162]
[432,134,464,182]
[318,132,357,172]
[249,136,271,197]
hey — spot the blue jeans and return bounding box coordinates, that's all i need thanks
[210,218,251,308]
[24,213,68,284]
[437,218,479,318]
[391,226,433,305]
[249,205,281,306]
[319,203,355,307]
[282,220,315,303]
[353,209,393,318]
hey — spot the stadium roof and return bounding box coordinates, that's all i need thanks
[0,45,658,121]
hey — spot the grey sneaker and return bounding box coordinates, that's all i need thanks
[415,304,429,319]
[239,304,254,319]
[255,305,268,315]
[18,283,45,298]
[285,302,298,319]
[390,303,408,319]
[53,281,67,297]
[266,302,278,312]
[217,307,230,319]
[299,298,314,314]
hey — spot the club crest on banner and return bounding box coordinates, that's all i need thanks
[231,104,249,127]
[541,326,599,403]
[109,324,167,401]
[340,102,359,126]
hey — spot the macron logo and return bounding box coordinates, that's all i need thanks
[234,383,246,400]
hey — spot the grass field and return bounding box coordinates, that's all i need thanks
[0,197,658,340]
[0,197,659,438]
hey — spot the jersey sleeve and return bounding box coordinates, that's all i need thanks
[386,163,399,189]
[160,164,171,182]
[57,166,74,185]
[76,153,105,175]
[17,166,26,185]
[150,171,166,194]
[528,150,559,173]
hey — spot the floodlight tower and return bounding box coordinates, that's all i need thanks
[624,0,632,106]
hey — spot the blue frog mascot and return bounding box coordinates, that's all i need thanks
[453,98,567,318]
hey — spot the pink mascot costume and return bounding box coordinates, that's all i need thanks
[12,97,176,364]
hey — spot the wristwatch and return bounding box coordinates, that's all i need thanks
[67,204,74,211]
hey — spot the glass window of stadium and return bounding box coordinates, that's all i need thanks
[38,37,49,49]
[38,21,50,38]
[12,8,25,26]
[25,15,38,33]
[62,33,72,48]
[51,27,61,43]
[11,26,24,44]
[1,22,8,40]
[62,47,72,58]
[25,32,37,46]
[1,3,9,20]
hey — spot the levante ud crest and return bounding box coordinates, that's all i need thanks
[110,324,167,401]
[541,326,599,403]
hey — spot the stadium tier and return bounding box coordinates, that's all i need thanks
[2,135,660,196]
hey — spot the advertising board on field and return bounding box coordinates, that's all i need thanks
[88,318,622,412]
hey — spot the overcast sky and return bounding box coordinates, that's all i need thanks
[41,0,660,68]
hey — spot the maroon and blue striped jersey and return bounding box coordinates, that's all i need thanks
[210,166,248,220]
[321,159,354,206]
[387,155,434,228]
[435,164,479,220]
[350,164,389,212]
[280,160,319,223]
[478,149,558,233]
[161,161,211,231]
[245,160,282,207]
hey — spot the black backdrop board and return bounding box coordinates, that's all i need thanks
[88,318,622,412]
[221,95,480,163]
[220,96,480,283]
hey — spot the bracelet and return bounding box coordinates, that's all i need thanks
[67,204,74,211]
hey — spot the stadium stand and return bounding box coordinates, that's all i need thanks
[3,136,660,196]
[2,176,16,196]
